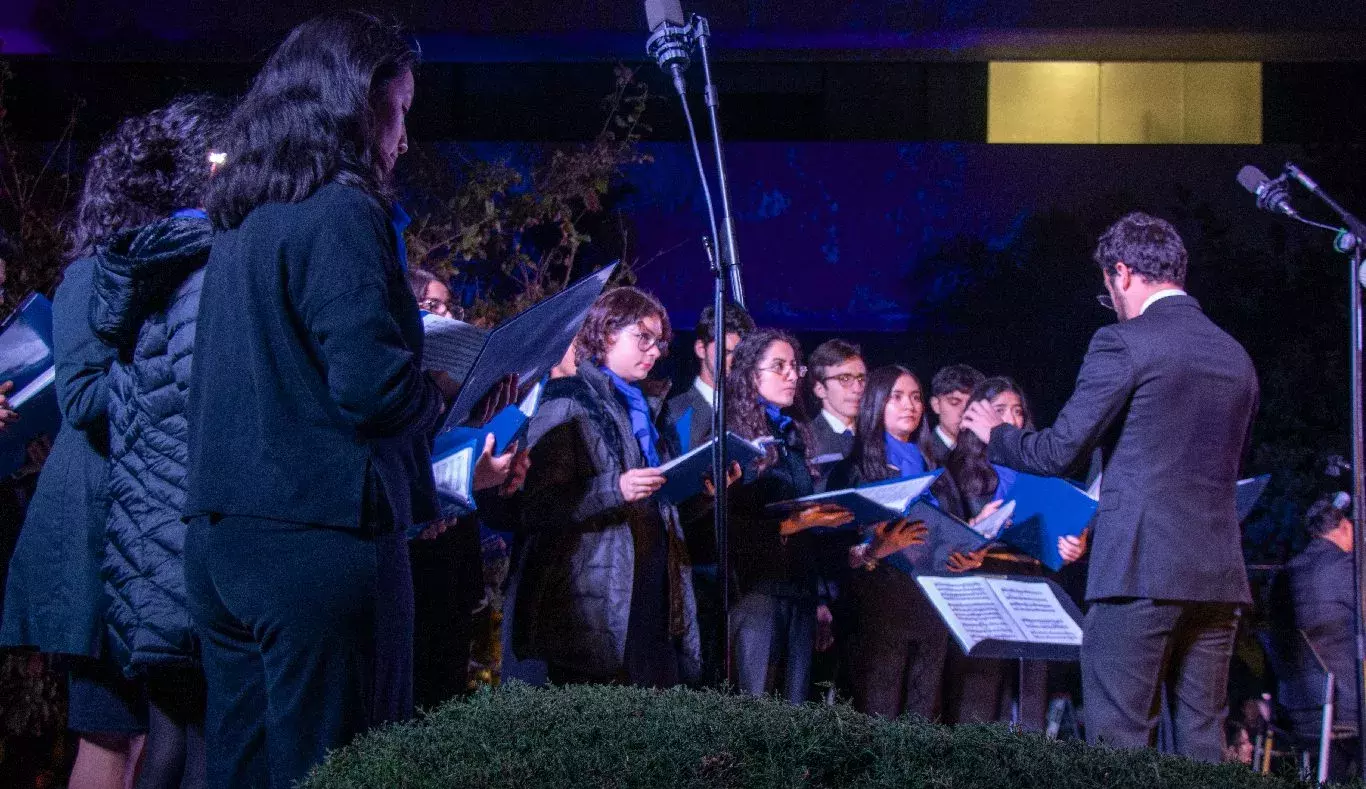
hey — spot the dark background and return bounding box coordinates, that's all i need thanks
[3,0,1366,564]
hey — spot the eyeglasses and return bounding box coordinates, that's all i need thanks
[760,360,807,379]
[1095,294,1115,312]
[418,298,464,320]
[624,326,669,355]
[822,373,867,388]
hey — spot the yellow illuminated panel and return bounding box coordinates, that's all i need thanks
[988,62,1099,144]
[1184,63,1262,144]
[989,61,1262,144]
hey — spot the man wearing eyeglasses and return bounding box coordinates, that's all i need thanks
[960,211,1259,763]
[805,339,866,468]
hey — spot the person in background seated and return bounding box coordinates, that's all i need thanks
[825,364,980,718]
[921,364,985,469]
[1275,492,1358,779]
[1223,719,1254,766]
[666,303,754,454]
[804,340,865,468]
[515,287,710,688]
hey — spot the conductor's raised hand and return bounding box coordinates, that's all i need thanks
[620,467,667,502]
[701,461,743,498]
[0,381,17,430]
[779,503,853,537]
[869,518,928,560]
[473,434,520,491]
[1058,528,1091,565]
[960,399,1003,444]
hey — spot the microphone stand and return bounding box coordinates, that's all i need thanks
[693,16,745,308]
[1282,162,1366,779]
[648,15,747,688]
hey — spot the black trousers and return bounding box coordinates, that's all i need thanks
[410,520,480,709]
[848,568,947,720]
[185,516,413,789]
[1081,598,1240,763]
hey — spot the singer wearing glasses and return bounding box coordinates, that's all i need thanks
[515,286,709,688]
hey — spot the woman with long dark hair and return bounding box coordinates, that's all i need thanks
[2,98,224,789]
[724,331,917,703]
[944,376,1031,518]
[825,365,982,718]
[515,286,703,687]
[182,12,446,787]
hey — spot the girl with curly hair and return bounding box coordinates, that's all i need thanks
[2,94,228,789]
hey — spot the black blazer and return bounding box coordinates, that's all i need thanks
[1276,538,1357,732]
[805,413,855,465]
[186,184,445,532]
[989,295,1257,604]
[665,382,713,453]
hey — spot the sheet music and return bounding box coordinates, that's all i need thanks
[856,474,938,512]
[917,576,1024,653]
[988,579,1083,646]
[9,367,53,409]
[432,445,475,507]
[421,314,489,381]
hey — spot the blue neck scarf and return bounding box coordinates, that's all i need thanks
[992,463,1018,501]
[601,366,661,467]
[391,202,411,271]
[171,208,208,220]
[762,400,793,435]
[884,432,927,478]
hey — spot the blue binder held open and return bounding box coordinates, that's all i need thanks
[0,294,60,477]
[995,473,1101,572]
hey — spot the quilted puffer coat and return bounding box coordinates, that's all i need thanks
[91,216,211,675]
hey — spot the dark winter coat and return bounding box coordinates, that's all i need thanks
[0,257,116,657]
[91,216,211,676]
[514,363,701,682]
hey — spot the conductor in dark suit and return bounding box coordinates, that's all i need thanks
[961,212,1259,762]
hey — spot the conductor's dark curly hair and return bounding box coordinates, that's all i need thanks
[69,94,232,261]
[205,10,418,230]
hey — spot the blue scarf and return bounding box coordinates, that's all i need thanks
[992,463,1018,501]
[762,400,793,435]
[884,432,927,477]
[171,208,208,220]
[601,366,661,467]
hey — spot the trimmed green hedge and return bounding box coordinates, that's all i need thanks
[304,683,1339,789]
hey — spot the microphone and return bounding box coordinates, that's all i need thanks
[645,0,692,75]
[1237,165,1299,219]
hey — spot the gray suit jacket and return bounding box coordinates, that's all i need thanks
[665,383,713,454]
[989,295,1258,604]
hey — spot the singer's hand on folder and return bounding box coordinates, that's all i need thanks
[473,435,520,491]
[0,380,17,429]
[701,461,743,497]
[1058,528,1091,564]
[499,448,532,497]
[620,467,667,502]
[778,503,853,537]
[969,499,1006,527]
[946,546,990,573]
[869,518,928,560]
[468,374,520,427]
[414,517,457,541]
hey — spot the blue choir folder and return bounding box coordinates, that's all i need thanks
[429,263,616,431]
[417,380,545,537]
[0,294,59,477]
[655,431,771,504]
[995,472,1100,572]
[766,470,944,528]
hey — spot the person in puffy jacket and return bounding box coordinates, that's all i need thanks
[1,97,223,789]
[90,94,232,789]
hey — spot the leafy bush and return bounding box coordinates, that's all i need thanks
[304,683,1335,789]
